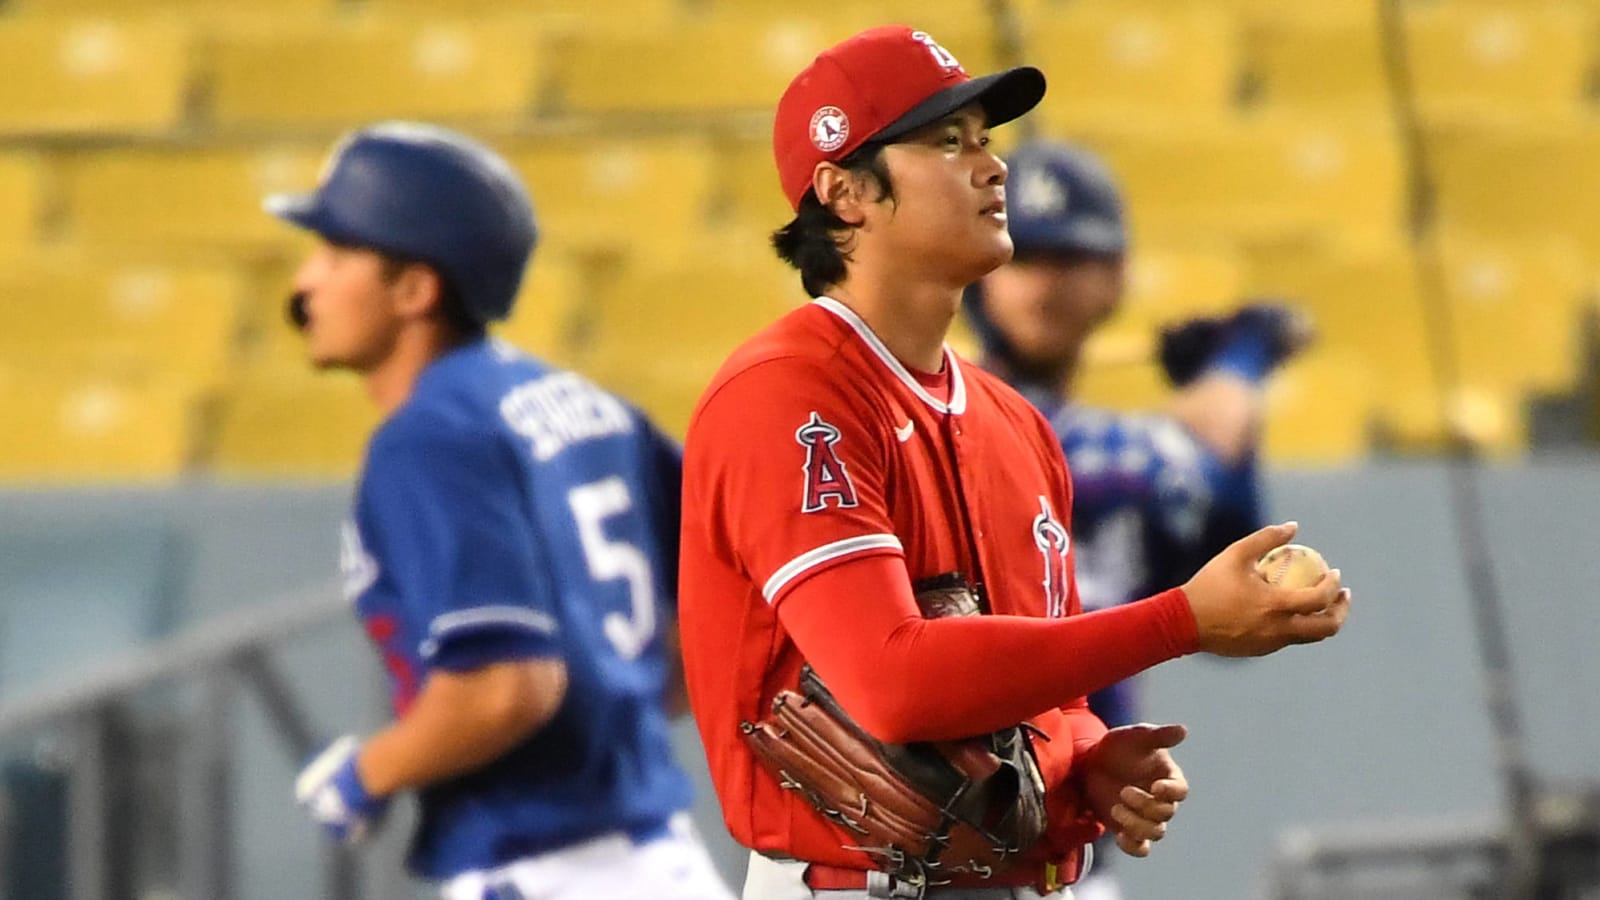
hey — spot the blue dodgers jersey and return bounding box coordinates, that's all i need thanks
[1021,387,1263,727]
[341,338,692,880]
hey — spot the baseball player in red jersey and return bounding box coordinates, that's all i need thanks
[678,25,1351,900]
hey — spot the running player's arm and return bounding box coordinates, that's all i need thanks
[358,659,566,795]
[351,416,569,796]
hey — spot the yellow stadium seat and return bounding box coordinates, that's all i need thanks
[1245,11,1389,114]
[1243,240,1447,450]
[11,0,335,16]
[207,17,544,129]
[1055,0,1377,18]
[1435,234,1588,394]
[713,134,792,231]
[1072,359,1169,413]
[0,257,247,391]
[1405,3,1593,121]
[209,367,380,478]
[500,136,715,262]
[0,154,45,256]
[0,370,197,484]
[1026,7,1240,132]
[1124,246,1247,325]
[1080,116,1407,247]
[362,0,675,24]
[0,18,192,136]
[59,145,326,254]
[581,251,807,435]
[494,247,588,366]
[1426,117,1600,260]
[551,14,915,116]
[1262,346,1375,464]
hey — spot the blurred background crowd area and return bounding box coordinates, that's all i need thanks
[1,0,1600,484]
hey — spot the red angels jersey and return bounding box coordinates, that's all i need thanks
[679,297,1088,867]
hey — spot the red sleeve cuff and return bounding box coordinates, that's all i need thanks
[1149,587,1199,656]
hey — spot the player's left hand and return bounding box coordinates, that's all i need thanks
[1078,723,1189,858]
[294,735,389,845]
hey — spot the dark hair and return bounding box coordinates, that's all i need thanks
[771,143,895,298]
[376,253,486,340]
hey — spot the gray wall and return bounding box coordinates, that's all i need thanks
[0,459,1596,899]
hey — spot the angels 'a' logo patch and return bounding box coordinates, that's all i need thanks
[810,106,849,153]
[1032,496,1072,617]
[795,411,858,512]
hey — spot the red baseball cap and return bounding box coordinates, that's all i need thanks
[773,25,1047,211]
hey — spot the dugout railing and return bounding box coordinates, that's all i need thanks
[0,582,367,900]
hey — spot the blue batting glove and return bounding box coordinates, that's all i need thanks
[294,735,388,844]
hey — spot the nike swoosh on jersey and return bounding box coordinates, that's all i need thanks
[894,420,915,442]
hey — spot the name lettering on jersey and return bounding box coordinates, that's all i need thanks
[795,411,859,513]
[500,371,634,461]
[1032,496,1072,618]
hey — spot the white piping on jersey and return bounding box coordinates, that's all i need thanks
[813,297,967,415]
[763,533,904,603]
[419,605,558,659]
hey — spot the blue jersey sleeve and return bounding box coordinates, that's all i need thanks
[357,412,559,673]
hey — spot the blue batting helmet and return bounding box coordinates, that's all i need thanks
[265,121,537,324]
[964,140,1128,360]
[1004,140,1127,257]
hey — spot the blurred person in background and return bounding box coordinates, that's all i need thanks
[267,121,733,900]
[966,139,1311,900]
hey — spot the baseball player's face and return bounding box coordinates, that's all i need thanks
[979,253,1126,368]
[871,105,1012,285]
[290,242,406,371]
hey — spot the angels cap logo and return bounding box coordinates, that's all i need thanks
[795,411,858,512]
[810,106,850,153]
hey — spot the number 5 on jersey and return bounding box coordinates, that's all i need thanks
[568,477,656,659]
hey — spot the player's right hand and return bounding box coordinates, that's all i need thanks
[1181,522,1350,658]
[294,735,388,845]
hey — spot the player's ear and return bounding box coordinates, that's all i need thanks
[814,162,867,226]
[390,263,446,321]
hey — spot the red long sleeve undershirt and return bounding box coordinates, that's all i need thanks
[774,553,1199,744]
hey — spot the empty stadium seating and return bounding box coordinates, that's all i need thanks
[205,16,546,130]
[0,369,197,483]
[0,0,1591,476]
[0,17,193,136]
[1080,116,1408,247]
[1262,346,1376,464]
[501,136,716,261]
[58,144,327,254]
[1026,6,1241,132]
[1426,116,1600,260]
[1245,11,1391,114]
[1405,3,1594,121]
[208,366,380,478]
[0,154,45,256]
[0,256,248,392]
[1435,235,1589,395]
[550,14,903,116]
[1243,239,1448,450]
[580,248,806,434]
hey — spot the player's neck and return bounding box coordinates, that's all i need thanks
[828,279,958,373]
[363,323,474,416]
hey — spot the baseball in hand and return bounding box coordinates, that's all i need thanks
[1255,543,1330,588]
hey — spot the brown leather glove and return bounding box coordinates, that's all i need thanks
[741,575,1048,885]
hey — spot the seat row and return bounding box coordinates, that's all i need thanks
[0,2,1592,137]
